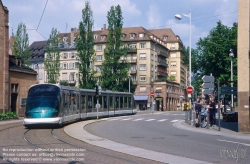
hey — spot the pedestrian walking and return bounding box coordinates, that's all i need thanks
[208,98,216,127]
[195,100,202,126]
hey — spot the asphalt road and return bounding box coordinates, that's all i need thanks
[85,111,250,164]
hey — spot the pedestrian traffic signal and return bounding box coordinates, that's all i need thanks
[95,85,99,97]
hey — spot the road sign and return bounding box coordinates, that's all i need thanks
[202,76,215,83]
[186,86,193,94]
[202,89,214,95]
[150,92,155,97]
[220,86,237,95]
[96,103,100,108]
[202,83,214,88]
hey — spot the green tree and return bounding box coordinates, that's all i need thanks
[12,22,30,65]
[76,1,97,89]
[44,28,60,84]
[169,75,176,82]
[101,5,130,91]
[193,21,237,90]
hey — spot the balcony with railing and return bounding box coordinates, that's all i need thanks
[127,57,137,63]
[157,70,168,77]
[158,51,168,58]
[158,60,168,67]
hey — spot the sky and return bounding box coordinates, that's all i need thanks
[2,0,238,48]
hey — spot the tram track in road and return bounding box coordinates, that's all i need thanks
[22,127,164,164]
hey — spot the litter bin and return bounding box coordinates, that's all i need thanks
[184,103,187,111]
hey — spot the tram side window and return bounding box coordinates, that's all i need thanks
[81,95,86,112]
[103,96,107,108]
[87,96,93,111]
[75,94,79,113]
[115,97,119,109]
[128,97,131,108]
[120,97,123,109]
[124,97,128,108]
[99,96,102,109]
[109,96,113,109]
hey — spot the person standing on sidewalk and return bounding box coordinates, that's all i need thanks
[195,100,202,124]
[208,98,216,127]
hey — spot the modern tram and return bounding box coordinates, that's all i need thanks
[23,84,137,127]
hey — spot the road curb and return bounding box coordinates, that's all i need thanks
[64,118,211,164]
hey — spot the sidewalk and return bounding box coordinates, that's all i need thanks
[174,120,250,141]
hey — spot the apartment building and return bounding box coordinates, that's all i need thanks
[29,25,187,111]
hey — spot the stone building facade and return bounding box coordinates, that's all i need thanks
[237,0,250,133]
[0,1,9,114]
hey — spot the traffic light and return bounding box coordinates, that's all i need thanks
[95,85,99,97]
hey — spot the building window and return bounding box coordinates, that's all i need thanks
[11,84,18,93]
[39,72,43,80]
[131,65,137,70]
[97,45,102,51]
[163,36,168,41]
[101,35,106,40]
[20,98,27,106]
[131,75,137,81]
[96,55,103,61]
[170,43,175,50]
[170,61,177,67]
[130,33,135,39]
[62,73,67,80]
[96,65,102,72]
[139,53,146,60]
[63,63,68,69]
[140,86,146,92]
[94,35,98,39]
[139,33,144,38]
[140,75,146,81]
[170,53,176,58]
[170,71,177,76]
[63,37,68,42]
[71,53,75,58]
[139,64,146,71]
[69,73,75,81]
[63,53,68,59]
[68,63,75,69]
[140,43,146,49]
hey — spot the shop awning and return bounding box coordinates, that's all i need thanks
[134,95,148,101]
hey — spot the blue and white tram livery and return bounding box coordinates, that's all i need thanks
[23,84,137,127]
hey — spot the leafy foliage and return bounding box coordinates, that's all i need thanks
[76,1,97,89]
[101,5,130,91]
[192,21,237,92]
[0,112,19,120]
[44,28,60,84]
[12,22,30,65]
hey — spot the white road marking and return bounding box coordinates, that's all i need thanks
[158,119,168,122]
[121,118,133,121]
[133,118,144,121]
[170,119,179,122]
[153,113,161,115]
[145,119,155,121]
[108,118,120,121]
[217,139,250,147]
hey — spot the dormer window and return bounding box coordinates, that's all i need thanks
[122,34,126,39]
[163,36,168,41]
[101,35,106,40]
[63,37,68,43]
[130,33,135,39]
[94,35,98,39]
[139,33,144,38]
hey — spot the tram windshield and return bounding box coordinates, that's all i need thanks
[26,85,60,118]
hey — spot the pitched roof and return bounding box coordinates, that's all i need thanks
[149,28,183,44]
[29,40,47,61]
[9,55,37,74]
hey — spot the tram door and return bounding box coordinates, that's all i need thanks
[155,97,163,111]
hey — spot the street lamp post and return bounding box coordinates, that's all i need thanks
[128,70,131,93]
[175,11,192,110]
[229,49,234,111]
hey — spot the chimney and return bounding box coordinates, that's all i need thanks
[103,24,106,30]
